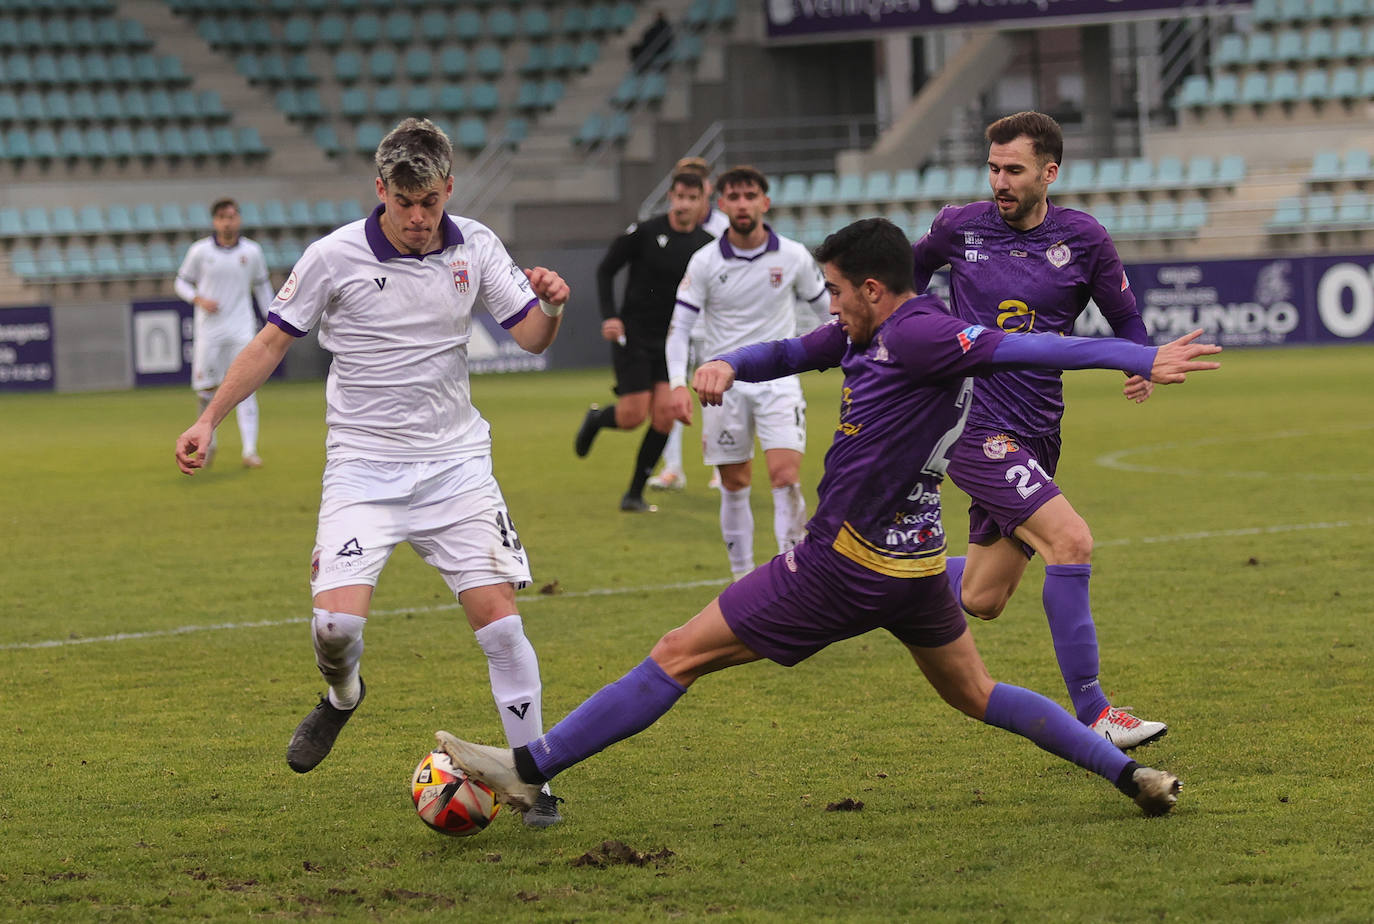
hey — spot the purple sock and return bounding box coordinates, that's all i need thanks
[525,657,687,780]
[944,555,970,615]
[983,682,1132,783]
[1043,563,1111,725]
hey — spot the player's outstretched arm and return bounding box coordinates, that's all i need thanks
[1148,329,1221,384]
[692,360,736,406]
[175,324,293,474]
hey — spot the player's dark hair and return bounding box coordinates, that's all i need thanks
[210,198,238,217]
[985,111,1063,165]
[670,171,705,191]
[814,218,914,295]
[376,117,454,192]
[716,165,769,195]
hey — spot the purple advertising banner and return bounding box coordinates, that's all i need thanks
[131,298,194,387]
[0,305,55,392]
[766,0,1240,39]
[1073,254,1374,347]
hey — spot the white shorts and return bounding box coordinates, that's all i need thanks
[700,377,806,466]
[191,331,252,392]
[311,455,532,597]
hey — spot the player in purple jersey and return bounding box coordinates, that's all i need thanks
[432,219,1220,822]
[912,111,1166,749]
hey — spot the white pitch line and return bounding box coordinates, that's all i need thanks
[2,519,1366,653]
[1096,424,1374,481]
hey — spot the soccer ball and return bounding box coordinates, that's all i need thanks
[411,749,501,837]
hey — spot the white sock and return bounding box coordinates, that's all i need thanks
[771,483,806,553]
[720,485,754,578]
[660,421,683,473]
[236,392,259,457]
[474,614,544,748]
[311,609,365,709]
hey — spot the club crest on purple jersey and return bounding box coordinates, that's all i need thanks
[982,433,1020,460]
[1046,243,1071,267]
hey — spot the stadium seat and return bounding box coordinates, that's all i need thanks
[158,202,187,233]
[404,48,432,82]
[1183,154,1216,188]
[454,9,483,39]
[367,49,398,82]
[1210,73,1240,106]
[83,126,111,159]
[1179,198,1208,231]
[1311,148,1342,181]
[313,123,341,156]
[119,241,150,275]
[474,44,503,78]
[521,8,551,40]
[917,166,949,200]
[575,112,605,146]
[1330,65,1361,101]
[892,169,920,199]
[147,240,178,275]
[1241,72,1271,106]
[469,83,499,113]
[1300,69,1332,103]
[373,85,401,118]
[1094,158,1126,189]
[437,84,466,116]
[9,244,40,279]
[1274,29,1305,65]
[809,173,839,205]
[132,202,160,233]
[1056,160,1095,193]
[1155,155,1185,187]
[313,199,339,227]
[773,174,809,207]
[93,243,119,276]
[51,206,78,235]
[333,51,362,84]
[353,121,385,154]
[186,125,213,158]
[1341,148,1372,180]
[1334,190,1369,225]
[486,8,516,40]
[76,205,105,234]
[1146,200,1180,235]
[1270,69,1301,104]
[949,166,980,199]
[1307,191,1337,225]
[0,207,22,237]
[1124,158,1154,190]
[1214,33,1246,69]
[438,46,467,79]
[859,171,892,203]
[64,243,96,279]
[456,117,486,150]
[238,126,267,157]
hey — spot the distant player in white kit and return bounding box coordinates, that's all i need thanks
[174,118,571,827]
[174,198,275,468]
[667,165,830,580]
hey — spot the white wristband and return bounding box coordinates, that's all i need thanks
[539,298,564,318]
[669,376,687,389]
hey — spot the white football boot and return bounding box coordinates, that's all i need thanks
[1091,706,1168,750]
[435,731,542,812]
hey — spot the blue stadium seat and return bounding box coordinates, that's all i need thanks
[238,126,267,157]
[437,83,466,115]
[1300,69,1331,103]
[119,241,150,275]
[486,8,516,40]
[773,173,809,207]
[405,84,432,114]
[350,13,382,46]
[313,122,341,156]
[1274,29,1305,65]
[809,173,838,205]
[454,9,483,39]
[1146,200,1180,235]
[353,121,384,154]
[1305,27,1336,63]
[76,205,105,234]
[340,86,368,119]
[1094,158,1126,189]
[438,46,467,79]
[1334,190,1369,225]
[1183,154,1215,187]
[210,125,238,156]
[521,8,550,39]
[186,125,213,158]
[313,199,340,227]
[860,171,892,203]
[93,243,119,276]
[835,174,864,204]
[1056,159,1095,192]
[1155,156,1185,187]
[1330,65,1361,101]
[1342,147,1372,179]
[9,244,40,279]
[1116,202,1148,235]
[147,241,179,276]
[367,48,397,82]
[132,202,159,232]
[1311,148,1342,181]
[918,166,949,199]
[0,207,23,237]
[1269,69,1301,104]
[474,44,503,77]
[404,48,432,82]
[892,169,920,199]
[1240,72,1271,106]
[5,128,33,163]
[455,116,486,149]
[1179,198,1208,231]
[1217,154,1246,184]
[51,206,78,235]
[574,111,605,145]
[1214,33,1245,69]
[373,85,402,118]
[1307,191,1337,225]
[1210,73,1240,106]
[83,126,112,159]
[420,9,448,41]
[333,50,362,84]
[108,126,136,158]
[949,165,980,199]
[64,243,96,279]
[469,82,499,113]
[158,202,187,232]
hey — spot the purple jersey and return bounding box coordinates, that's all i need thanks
[911,200,1146,437]
[729,297,1006,578]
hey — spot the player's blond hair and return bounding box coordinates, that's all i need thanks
[375,118,454,192]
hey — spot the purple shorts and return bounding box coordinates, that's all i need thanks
[946,424,1063,554]
[718,537,968,667]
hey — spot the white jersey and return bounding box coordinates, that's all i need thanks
[268,207,538,463]
[175,236,274,342]
[701,208,730,239]
[667,228,828,384]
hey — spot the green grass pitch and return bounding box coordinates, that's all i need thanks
[1,344,1371,921]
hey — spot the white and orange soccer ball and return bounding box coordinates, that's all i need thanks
[411,749,501,837]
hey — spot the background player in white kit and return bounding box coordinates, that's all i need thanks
[667,165,829,580]
[174,118,571,827]
[174,198,275,468]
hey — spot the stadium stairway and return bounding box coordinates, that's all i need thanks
[120,0,336,178]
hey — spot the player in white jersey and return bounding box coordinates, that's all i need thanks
[666,165,830,580]
[174,198,275,468]
[173,118,571,828]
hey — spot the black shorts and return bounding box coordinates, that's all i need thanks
[612,334,668,396]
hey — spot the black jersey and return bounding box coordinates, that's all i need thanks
[596,214,713,339]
